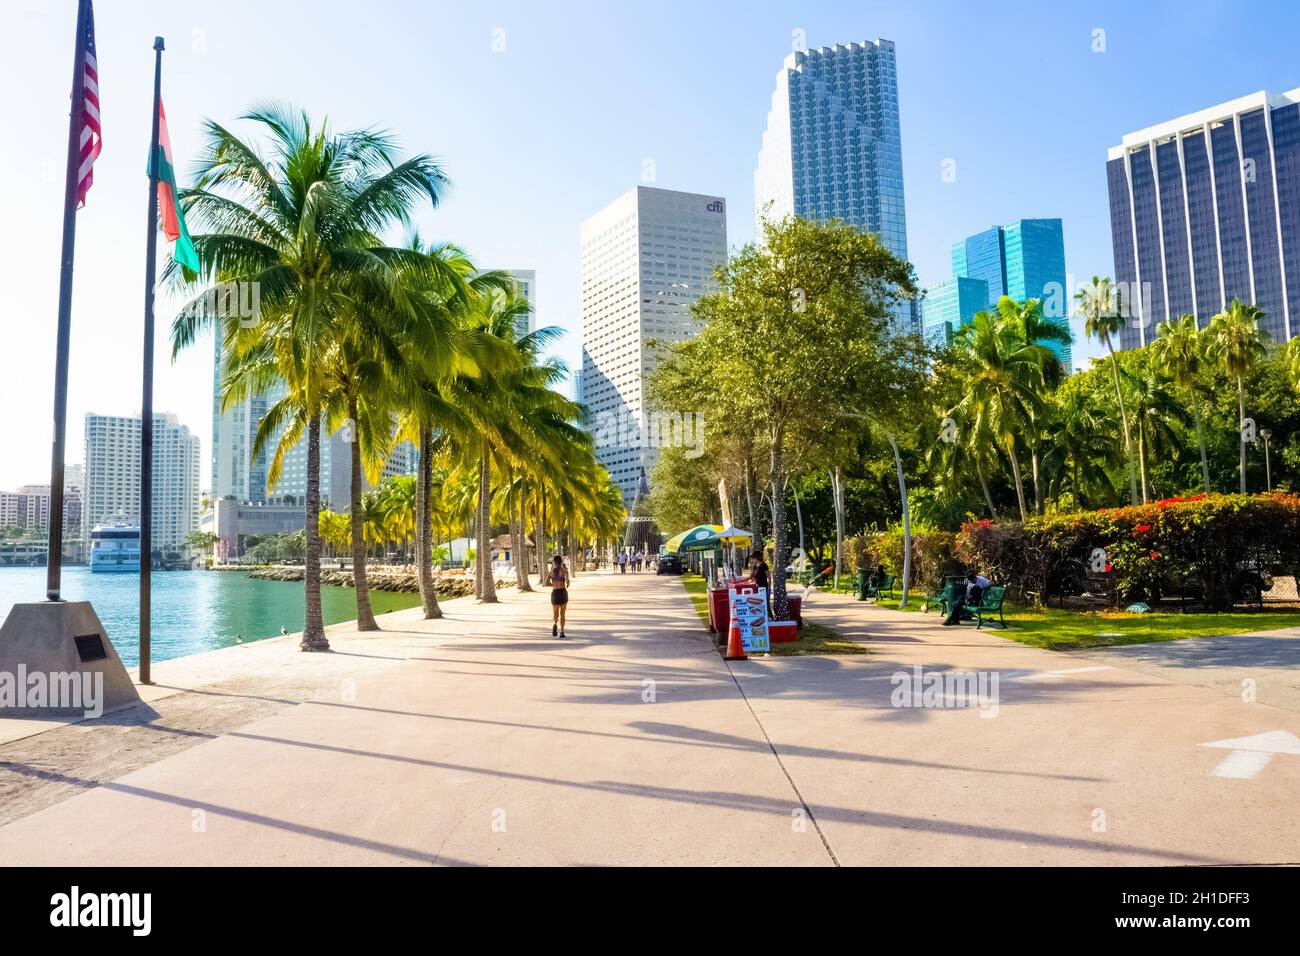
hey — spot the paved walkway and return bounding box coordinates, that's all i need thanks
[0,571,1297,865]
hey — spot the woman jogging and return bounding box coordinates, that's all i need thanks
[548,554,571,638]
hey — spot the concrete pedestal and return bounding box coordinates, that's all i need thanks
[0,601,141,718]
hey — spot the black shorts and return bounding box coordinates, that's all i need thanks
[551,587,568,606]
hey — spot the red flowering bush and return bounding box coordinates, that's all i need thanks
[957,493,1300,610]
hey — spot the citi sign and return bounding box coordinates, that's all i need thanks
[706,200,724,213]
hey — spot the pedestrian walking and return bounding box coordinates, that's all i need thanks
[548,554,571,638]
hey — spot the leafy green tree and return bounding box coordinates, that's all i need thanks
[651,215,921,616]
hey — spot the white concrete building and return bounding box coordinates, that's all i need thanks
[579,186,727,506]
[83,412,201,554]
[504,269,537,339]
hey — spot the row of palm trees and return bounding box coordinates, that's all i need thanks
[935,277,1300,519]
[1077,278,1286,498]
[168,105,624,650]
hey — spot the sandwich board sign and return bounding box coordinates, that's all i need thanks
[733,589,770,653]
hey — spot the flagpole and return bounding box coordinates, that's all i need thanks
[45,0,90,602]
[139,35,164,685]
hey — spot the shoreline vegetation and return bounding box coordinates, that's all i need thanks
[244,564,511,597]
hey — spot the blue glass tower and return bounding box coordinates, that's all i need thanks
[922,276,989,346]
[755,40,916,332]
[949,219,1073,366]
[1107,88,1300,350]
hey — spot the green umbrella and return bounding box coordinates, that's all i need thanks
[664,524,721,554]
[679,527,726,553]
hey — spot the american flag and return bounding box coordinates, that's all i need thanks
[75,0,101,208]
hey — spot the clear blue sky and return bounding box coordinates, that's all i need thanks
[3,0,1300,490]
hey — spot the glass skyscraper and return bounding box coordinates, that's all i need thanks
[945,218,1073,366]
[921,276,988,347]
[754,40,916,332]
[1107,88,1300,350]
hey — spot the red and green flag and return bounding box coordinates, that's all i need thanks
[155,100,199,272]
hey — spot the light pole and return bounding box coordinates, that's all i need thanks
[1260,428,1273,492]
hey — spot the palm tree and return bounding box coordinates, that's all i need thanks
[170,104,449,651]
[1206,299,1272,493]
[949,311,1050,521]
[1124,365,1190,501]
[317,509,350,560]
[1075,276,1139,504]
[441,287,581,602]
[1150,314,1212,492]
[998,295,1071,512]
[1040,388,1116,509]
[389,240,485,618]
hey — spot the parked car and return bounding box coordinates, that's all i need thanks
[656,553,684,575]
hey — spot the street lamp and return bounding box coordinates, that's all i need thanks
[1260,428,1273,492]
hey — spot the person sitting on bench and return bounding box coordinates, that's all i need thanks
[943,570,990,626]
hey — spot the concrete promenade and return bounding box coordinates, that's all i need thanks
[0,570,1296,866]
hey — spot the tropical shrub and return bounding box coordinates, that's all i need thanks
[847,527,960,592]
[957,493,1300,609]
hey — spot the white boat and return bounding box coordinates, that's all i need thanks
[90,520,141,573]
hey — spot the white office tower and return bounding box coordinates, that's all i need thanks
[504,269,537,339]
[83,412,201,554]
[210,331,272,504]
[580,186,728,506]
[755,40,917,332]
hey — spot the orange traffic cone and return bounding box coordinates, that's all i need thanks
[724,621,748,661]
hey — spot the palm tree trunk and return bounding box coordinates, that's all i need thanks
[301,415,329,651]
[1137,423,1149,503]
[1193,401,1212,494]
[416,425,441,618]
[536,484,547,587]
[479,453,498,602]
[1237,376,1247,494]
[1107,341,1140,504]
[513,482,532,592]
[348,398,379,631]
[976,457,997,518]
[1031,447,1042,515]
[1007,445,1028,521]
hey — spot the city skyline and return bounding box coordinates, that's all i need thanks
[6,2,1300,489]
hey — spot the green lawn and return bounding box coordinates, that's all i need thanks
[679,574,868,656]
[859,588,1300,650]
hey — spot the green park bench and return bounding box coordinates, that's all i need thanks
[862,574,896,601]
[961,585,1007,630]
[924,576,966,615]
